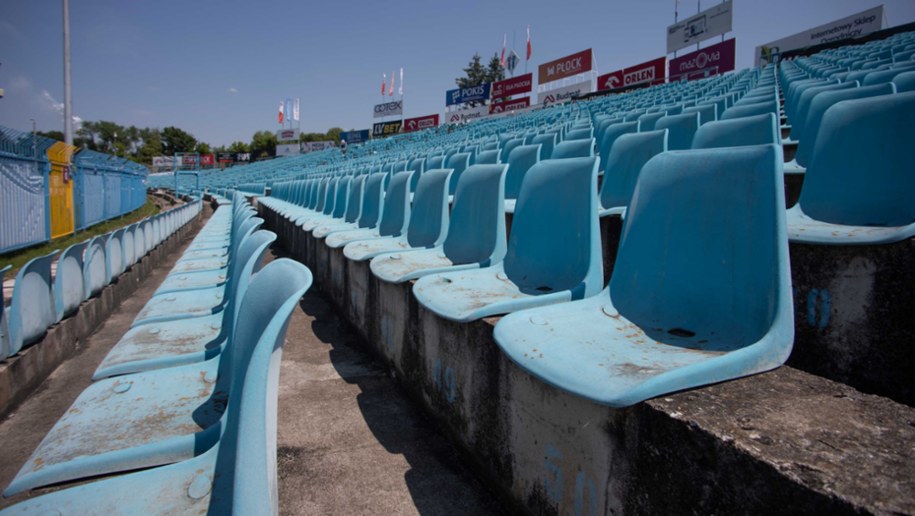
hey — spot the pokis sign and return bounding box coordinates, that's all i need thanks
[402,114,440,133]
[445,83,491,106]
[491,73,533,99]
[538,49,593,84]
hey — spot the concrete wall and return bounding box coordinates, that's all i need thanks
[259,201,915,515]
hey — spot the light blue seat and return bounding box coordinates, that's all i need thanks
[53,241,89,323]
[499,137,524,163]
[636,111,665,131]
[681,103,717,125]
[408,157,426,191]
[94,231,277,379]
[426,155,445,170]
[655,112,700,150]
[551,138,595,159]
[893,70,915,92]
[312,175,366,238]
[494,144,793,407]
[598,121,639,173]
[445,152,471,195]
[320,173,386,243]
[503,144,542,214]
[6,250,58,358]
[691,113,780,149]
[564,127,593,141]
[343,169,451,262]
[413,157,603,322]
[166,216,262,278]
[122,225,137,268]
[787,92,915,244]
[720,100,779,121]
[476,149,500,164]
[324,170,412,249]
[298,177,344,231]
[599,130,668,216]
[2,258,312,512]
[371,164,507,283]
[788,80,859,142]
[530,133,557,159]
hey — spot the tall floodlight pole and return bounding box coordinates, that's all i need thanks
[63,0,73,146]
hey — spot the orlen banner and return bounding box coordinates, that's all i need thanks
[537,80,593,108]
[374,100,403,118]
[445,83,490,107]
[597,57,667,91]
[373,120,402,137]
[669,38,736,82]
[402,114,440,133]
[667,0,733,54]
[491,73,533,100]
[490,96,530,114]
[538,49,593,84]
[445,104,489,124]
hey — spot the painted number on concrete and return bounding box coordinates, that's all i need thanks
[432,359,457,404]
[806,288,831,328]
[544,443,599,515]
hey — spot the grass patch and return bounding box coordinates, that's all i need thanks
[1,195,164,278]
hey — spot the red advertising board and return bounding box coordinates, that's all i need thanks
[538,49,593,84]
[491,73,533,99]
[402,114,440,133]
[669,38,736,82]
[598,57,667,91]
[490,96,531,114]
[199,154,215,166]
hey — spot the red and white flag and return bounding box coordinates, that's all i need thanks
[278,102,284,124]
[381,73,386,95]
[500,34,506,67]
[526,25,532,61]
[389,70,395,96]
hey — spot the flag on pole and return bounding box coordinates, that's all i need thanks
[507,49,520,73]
[500,34,507,67]
[389,70,395,96]
[526,25,532,60]
[278,102,284,124]
[293,98,300,121]
[382,73,386,95]
[398,67,403,96]
[285,99,292,121]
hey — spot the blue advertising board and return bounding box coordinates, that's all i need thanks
[340,129,370,144]
[445,83,491,106]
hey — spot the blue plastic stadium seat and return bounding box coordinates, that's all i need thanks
[343,169,451,261]
[499,137,524,163]
[494,144,794,407]
[6,250,58,358]
[598,121,639,173]
[106,228,126,282]
[655,112,700,150]
[691,112,780,149]
[324,170,412,249]
[564,127,593,141]
[2,259,312,513]
[413,157,603,322]
[599,130,668,216]
[52,241,89,323]
[475,149,500,164]
[681,103,717,125]
[892,70,915,92]
[636,112,665,131]
[371,164,508,283]
[788,81,859,142]
[530,133,557,159]
[312,175,366,238]
[445,152,471,195]
[503,144,542,214]
[319,173,386,242]
[551,138,595,159]
[720,100,778,121]
[787,91,915,244]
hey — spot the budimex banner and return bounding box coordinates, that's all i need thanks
[537,80,593,108]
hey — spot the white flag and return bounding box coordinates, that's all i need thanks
[293,98,300,121]
[398,68,403,96]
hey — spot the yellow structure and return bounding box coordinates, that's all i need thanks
[46,142,78,239]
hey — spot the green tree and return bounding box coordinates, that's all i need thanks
[325,127,343,143]
[194,142,212,155]
[37,130,65,141]
[455,53,487,89]
[485,53,505,84]
[135,127,163,164]
[250,130,276,159]
[161,126,197,155]
[227,140,250,153]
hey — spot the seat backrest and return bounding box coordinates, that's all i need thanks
[506,157,602,299]
[122,224,137,267]
[378,170,413,237]
[611,144,787,348]
[106,228,126,281]
[8,250,59,356]
[331,176,351,219]
[357,173,386,229]
[598,121,639,172]
[796,82,896,167]
[499,138,525,163]
[321,178,339,216]
[791,80,859,141]
[655,112,700,150]
[445,152,471,194]
[721,100,778,121]
[443,164,508,266]
[637,112,666,131]
[530,133,557,160]
[799,91,915,227]
[564,127,593,141]
[692,112,779,149]
[84,236,109,299]
[344,175,365,223]
[426,155,445,170]
[53,241,89,323]
[405,169,452,248]
[552,138,595,159]
[227,230,279,338]
[600,129,668,210]
[892,70,915,92]
[505,144,542,200]
[407,157,426,192]
[475,149,500,164]
[681,103,717,125]
[313,178,330,212]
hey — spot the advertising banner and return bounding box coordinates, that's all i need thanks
[236,153,251,162]
[597,57,667,91]
[538,49,593,84]
[490,96,530,114]
[218,153,234,163]
[372,120,403,137]
[374,100,403,118]
[199,154,215,167]
[669,38,736,82]
[181,155,198,167]
[445,83,491,106]
[151,156,176,170]
[340,129,370,144]
[303,141,336,153]
[667,1,733,53]
[491,73,533,99]
[276,143,302,157]
[537,80,593,108]
[276,128,300,141]
[445,104,489,124]
[754,6,883,66]
[402,114,440,133]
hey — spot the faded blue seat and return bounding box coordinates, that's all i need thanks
[319,173,386,242]
[371,164,507,283]
[691,113,780,149]
[655,112,700,150]
[325,170,412,249]
[343,168,451,261]
[298,177,346,231]
[166,216,262,279]
[788,80,859,142]
[681,103,717,125]
[122,224,137,268]
[413,157,602,322]
[893,70,915,92]
[2,258,312,512]
[426,155,445,170]
[52,240,89,322]
[312,175,366,238]
[94,231,277,379]
[494,144,794,407]
[564,127,593,141]
[862,64,915,86]
[408,157,425,191]
[636,112,665,131]
[503,144,542,213]
[787,91,915,244]
[551,138,595,159]
[476,149,500,164]
[445,152,471,195]
[530,133,557,159]
[599,130,668,216]
[499,137,524,163]
[598,121,639,173]
[720,100,779,121]
[5,250,58,359]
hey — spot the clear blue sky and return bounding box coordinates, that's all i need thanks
[2,0,914,147]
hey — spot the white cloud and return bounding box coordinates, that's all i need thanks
[227,87,239,94]
[40,90,83,131]
[9,75,31,91]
